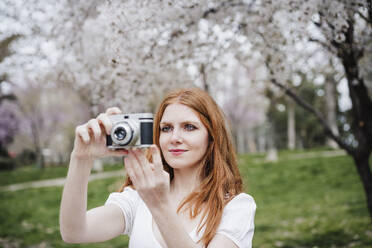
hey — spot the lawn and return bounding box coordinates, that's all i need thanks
[0,150,371,247]
[0,175,129,248]
[0,163,123,187]
[240,152,372,248]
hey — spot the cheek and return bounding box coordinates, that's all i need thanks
[200,134,209,153]
[159,133,168,150]
[192,132,209,152]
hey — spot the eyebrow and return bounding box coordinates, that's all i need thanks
[160,121,201,126]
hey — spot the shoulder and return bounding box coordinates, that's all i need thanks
[221,193,256,224]
[105,186,142,235]
[106,186,140,205]
[105,186,142,215]
[224,193,256,213]
[109,186,139,197]
[216,193,256,248]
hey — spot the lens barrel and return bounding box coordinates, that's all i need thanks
[114,127,127,141]
[111,122,134,146]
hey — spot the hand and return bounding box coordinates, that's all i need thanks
[72,107,128,160]
[124,146,170,208]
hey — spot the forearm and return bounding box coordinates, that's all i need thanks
[150,202,203,248]
[59,153,93,242]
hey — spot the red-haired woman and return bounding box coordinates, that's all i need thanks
[60,88,256,248]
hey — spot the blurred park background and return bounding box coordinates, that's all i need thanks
[1,0,372,247]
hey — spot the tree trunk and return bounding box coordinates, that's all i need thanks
[339,19,372,220]
[200,64,209,93]
[36,147,45,169]
[247,132,257,153]
[325,74,339,149]
[353,152,372,219]
[237,125,245,154]
[287,101,295,150]
[30,120,45,169]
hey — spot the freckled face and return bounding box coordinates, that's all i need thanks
[159,103,209,170]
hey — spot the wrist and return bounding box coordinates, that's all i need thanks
[70,150,94,162]
[69,151,94,171]
[149,197,172,217]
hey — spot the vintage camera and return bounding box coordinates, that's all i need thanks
[106,113,153,149]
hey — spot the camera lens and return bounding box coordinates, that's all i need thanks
[110,120,136,146]
[114,127,127,141]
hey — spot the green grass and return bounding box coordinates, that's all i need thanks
[240,153,372,247]
[0,165,69,186]
[0,176,128,247]
[0,150,372,247]
[0,163,123,186]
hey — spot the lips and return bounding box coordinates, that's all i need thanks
[169,149,188,156]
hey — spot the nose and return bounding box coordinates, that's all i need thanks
[170,128,182,144]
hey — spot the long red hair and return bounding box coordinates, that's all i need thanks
[120,87,243,246]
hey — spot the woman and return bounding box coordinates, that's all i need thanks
[60,88,256,248]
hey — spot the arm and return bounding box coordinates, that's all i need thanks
[59,107,128,243]
[60,154,125,243]
[150,202,238,248]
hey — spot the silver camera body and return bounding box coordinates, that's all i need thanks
[106,113,153,149]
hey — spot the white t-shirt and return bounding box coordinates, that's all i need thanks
[105,187,256,248]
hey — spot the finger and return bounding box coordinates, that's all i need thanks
[76,125,90,144]
[105,107,122,116]
[133,148,153,178]
[132,148,149,169]
[87,119,102,141]
[127,150,146,184]
[124,155,137,183]
[107,149,129,157]
[151,145,163,174]
[125,151,142,183]
[130,148,150,181]
[162,170,170,184]
[97,113,112,135]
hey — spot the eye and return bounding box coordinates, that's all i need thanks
[184,124,196,131]
[160,125,172,132]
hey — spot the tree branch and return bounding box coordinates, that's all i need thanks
[0,35,21,63]
[356,10,371,26]
[270,77,356,156]
[309,37,338,56]
[318,10,336,31]
[0,94,17,104]
[202,0,253,19]
[368,0,372,26]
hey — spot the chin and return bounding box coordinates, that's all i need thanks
[166,158,201,170]
[166,161,190,169]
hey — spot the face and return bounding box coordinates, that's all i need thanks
[159,103,209,171]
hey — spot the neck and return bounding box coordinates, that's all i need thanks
[170,165,201,199]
